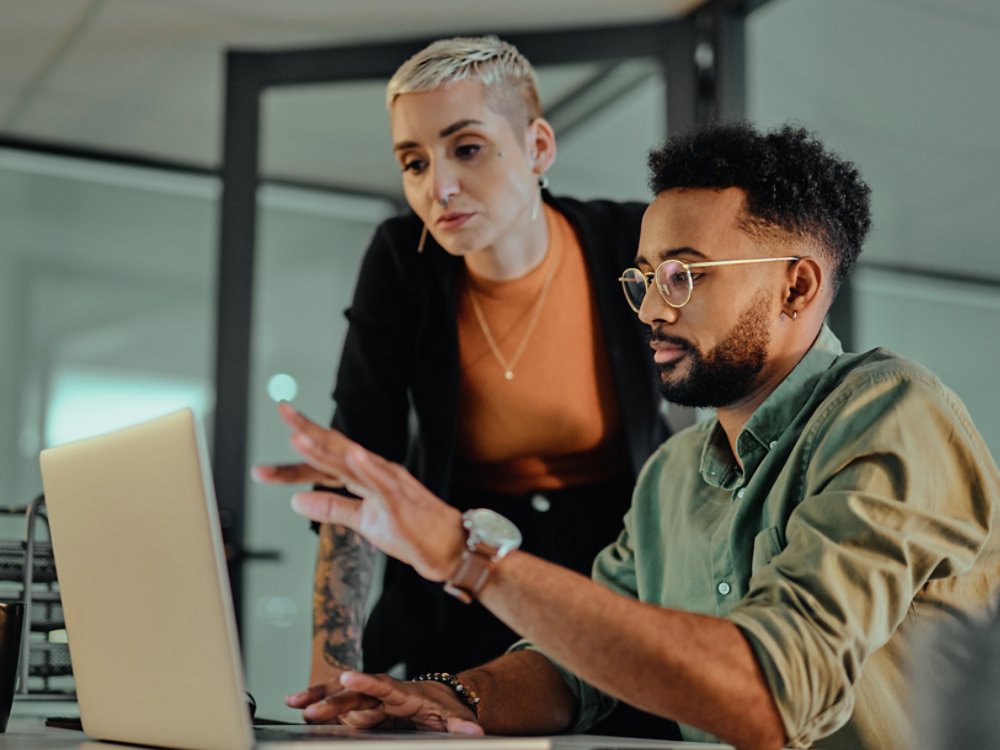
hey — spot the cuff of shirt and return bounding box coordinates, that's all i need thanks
[506,639,617,732]
[727,608,853,749]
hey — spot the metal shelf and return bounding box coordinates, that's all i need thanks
[0,495,74,698]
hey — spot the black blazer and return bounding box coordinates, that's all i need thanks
[330,192,668,498]
[329,193,670,670]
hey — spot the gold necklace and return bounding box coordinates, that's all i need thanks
[467,253,558,381]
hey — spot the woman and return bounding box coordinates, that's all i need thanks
[298,35,670,736]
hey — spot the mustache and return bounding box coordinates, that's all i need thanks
[649,328,695,352]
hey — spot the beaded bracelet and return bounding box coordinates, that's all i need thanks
[412,672,481,718]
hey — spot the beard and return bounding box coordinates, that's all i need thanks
[653,290,772,408]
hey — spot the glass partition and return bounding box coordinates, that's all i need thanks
[0,149,217,529]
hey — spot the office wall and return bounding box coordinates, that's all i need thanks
[748,0,1000,457]
[0,150,393,708]
[0,152,217,526]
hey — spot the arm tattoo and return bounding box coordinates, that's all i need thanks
[313,523,377,670]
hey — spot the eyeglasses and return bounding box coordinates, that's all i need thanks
[618,256,801,312]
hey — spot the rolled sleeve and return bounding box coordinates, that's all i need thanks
[506,639,617,732]
[727,370,993,747]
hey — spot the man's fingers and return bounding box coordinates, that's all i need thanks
[278,401,353,452]
[285,682,336,708]
[291,491,362,527]
[302,693,382,724]
[338,671,400,701]
[288,431,370,491]
[343,448,404,504]
[252,463,344,488]
[445,716,485,736]
[339,708,390,729]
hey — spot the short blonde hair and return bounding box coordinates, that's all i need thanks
[386,36,543,130]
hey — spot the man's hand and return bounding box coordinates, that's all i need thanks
[286,671,483,735]
[253,402,465,582]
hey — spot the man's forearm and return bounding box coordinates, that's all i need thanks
[459,650,576,735]
[310,522,376,681]
[478,552,786,749]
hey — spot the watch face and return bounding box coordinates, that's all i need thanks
[463,508,522,551]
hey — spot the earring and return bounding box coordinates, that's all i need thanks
[530,174,550,221]
[417,224,428,253]
[791,310,798,321]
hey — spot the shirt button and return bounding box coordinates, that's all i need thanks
[736,488,746,499]
[769,440,778,449]
[717,581,732,596]
[530,494,551,513]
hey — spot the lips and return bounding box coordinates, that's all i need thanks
[649,331,693,366]
[436,211,474,230]
[651,343,688,365]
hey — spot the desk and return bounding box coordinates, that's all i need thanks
[0,700,735,749]
[1,704,87,749]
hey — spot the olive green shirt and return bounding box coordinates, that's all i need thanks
[534,326,1000,748]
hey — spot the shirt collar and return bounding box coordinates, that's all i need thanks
[700,325,844,488]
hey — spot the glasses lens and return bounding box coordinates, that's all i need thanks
[620,268,647,312]
[655,260,692,307]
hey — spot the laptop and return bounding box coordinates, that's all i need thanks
[39,408,702,750]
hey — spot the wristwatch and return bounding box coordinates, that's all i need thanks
[443,508,522,603]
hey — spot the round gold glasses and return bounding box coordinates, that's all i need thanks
[619,256,800,312]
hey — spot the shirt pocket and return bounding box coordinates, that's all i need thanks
[751,526,784,574]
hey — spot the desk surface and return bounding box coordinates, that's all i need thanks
[0,700,735,749]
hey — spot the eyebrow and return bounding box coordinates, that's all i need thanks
[392,118,486,153]
[633,246,707,267]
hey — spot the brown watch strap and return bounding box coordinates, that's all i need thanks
[443,541,499,604]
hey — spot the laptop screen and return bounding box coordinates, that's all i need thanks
[40,408,254,750]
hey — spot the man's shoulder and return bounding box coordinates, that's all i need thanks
[826,347,953,401]
[812,347,976,438]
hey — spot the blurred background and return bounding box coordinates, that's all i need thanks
[1,0,997,719]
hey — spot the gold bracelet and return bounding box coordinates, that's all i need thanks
[411,672,480,718]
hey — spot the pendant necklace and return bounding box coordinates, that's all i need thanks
[467,250,558,381]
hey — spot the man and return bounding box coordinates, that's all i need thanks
[255,122,1000,750]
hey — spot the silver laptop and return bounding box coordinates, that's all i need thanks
[39,408,699,750]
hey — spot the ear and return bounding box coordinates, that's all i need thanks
[783,256,825,318]
[526,117,557,175]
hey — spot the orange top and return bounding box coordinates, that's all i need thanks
[454,204,627,494]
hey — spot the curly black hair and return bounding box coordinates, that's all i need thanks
[647,122,872,290]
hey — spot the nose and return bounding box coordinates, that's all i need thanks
[638,284,679,327]
[428,161,460,207]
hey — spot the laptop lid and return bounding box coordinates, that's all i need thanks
[40,408,254,750]
[39,410,698,750]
